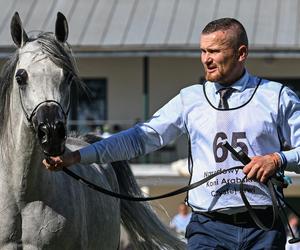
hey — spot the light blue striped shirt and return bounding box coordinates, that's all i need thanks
[79,70,300,174]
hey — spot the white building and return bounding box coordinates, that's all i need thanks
[1,0,300,222]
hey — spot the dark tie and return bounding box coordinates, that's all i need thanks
[218,88,235,109]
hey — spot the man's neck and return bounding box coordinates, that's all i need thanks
[218,68,246,87]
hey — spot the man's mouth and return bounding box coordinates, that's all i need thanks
[206,66,217,73]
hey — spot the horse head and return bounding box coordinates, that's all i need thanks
[10,12,76,156]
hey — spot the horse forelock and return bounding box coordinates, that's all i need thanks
[36,32,79,80]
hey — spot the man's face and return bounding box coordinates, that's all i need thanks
[200,30,243,84]
[178,204,188,215]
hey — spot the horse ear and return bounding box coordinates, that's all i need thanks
[10,12,29,47]
[55,12,68,43]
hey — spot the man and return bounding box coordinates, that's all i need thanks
[286,214,300,250]
[170,203,192,235]
[43,18,300,249]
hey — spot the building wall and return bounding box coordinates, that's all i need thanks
[247,57,300,78]
[77,57,144,124]
[76,56,300,123]
[76,57,203,124]
[148,57,203,113]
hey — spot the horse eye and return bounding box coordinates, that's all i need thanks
[15,69,28,86]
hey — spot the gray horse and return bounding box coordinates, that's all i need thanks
[0,12,185,250]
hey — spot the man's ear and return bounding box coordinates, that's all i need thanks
[238,45,248,62]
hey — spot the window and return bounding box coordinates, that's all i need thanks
[69,78,107,133]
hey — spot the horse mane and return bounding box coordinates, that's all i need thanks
[0,32,83,138]
[0,53,18,138]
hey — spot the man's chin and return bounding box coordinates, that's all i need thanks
[205,73,221,83]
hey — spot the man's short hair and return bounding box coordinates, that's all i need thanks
[202,18,248,49]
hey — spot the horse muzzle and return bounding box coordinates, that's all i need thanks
[31,102,67,156]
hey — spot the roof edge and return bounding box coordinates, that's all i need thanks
[2,46,300,58]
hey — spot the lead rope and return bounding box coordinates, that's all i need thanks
[223,141,300,243]
[61,142,300,242]
[223,141,278,230]
[62,165,243,202]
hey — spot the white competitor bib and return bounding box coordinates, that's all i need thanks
[181,79,284,212]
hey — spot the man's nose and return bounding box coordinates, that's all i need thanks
[202,53,212,64]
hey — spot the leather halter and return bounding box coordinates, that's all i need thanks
[18,77,72,125]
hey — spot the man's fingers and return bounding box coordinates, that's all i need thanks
[42,158,63,171]
[260,175,268,183]
[243,160,254,175]
[256,168,264,181]
[44,157,52,164]
[42,151,80,171]
[51,163,63,171]
[45,156,59,164]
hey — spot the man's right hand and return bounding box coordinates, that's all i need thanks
[42,150,81,171]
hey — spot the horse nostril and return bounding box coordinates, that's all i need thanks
[37,123,49,144]
[55,121,66,139]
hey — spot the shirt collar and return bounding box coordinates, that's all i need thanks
[213,70,250,94]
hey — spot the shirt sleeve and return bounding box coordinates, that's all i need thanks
[79,93,186,164]
[139,93,186,153]
[278,86,300,173]
[79,126,145,164]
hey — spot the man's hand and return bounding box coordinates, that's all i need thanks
[243,153,281,183]
[42,150,81,171]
